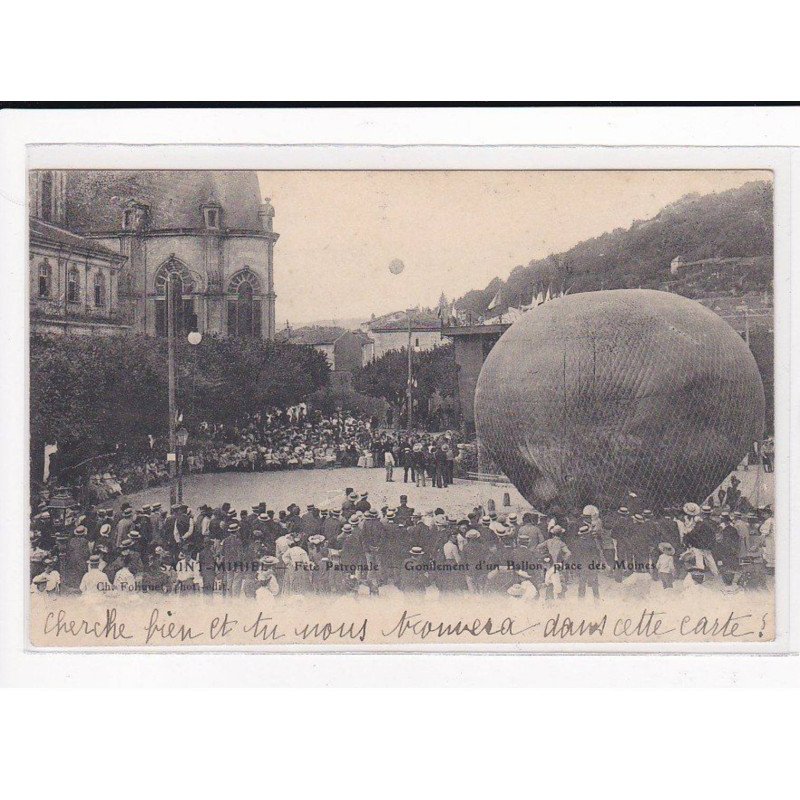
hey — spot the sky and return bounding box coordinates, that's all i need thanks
[257,170,770,327]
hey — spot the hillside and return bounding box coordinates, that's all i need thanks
[456,180,773,316]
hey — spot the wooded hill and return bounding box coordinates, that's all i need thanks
[456,180,773,316]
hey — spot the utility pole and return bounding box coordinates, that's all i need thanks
[167,273,178,507]
[406,310,413,430]
[744,307,750,347]
[739,304,751,347]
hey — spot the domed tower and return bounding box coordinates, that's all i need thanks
[60,170,278,339]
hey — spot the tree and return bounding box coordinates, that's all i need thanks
[30,333,331,476]
[353,343,457,425]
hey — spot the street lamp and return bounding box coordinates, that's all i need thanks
[176,426,189,504]
[406,308,414,430]
[165,267,202,507]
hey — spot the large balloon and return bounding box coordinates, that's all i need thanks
[474,289,765,510]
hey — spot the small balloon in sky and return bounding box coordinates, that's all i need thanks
[389,258,405,275]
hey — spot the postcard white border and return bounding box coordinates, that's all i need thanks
[0,109,796,685]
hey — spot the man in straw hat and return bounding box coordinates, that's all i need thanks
[79,554,110,594]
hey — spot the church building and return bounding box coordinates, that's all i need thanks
[29,170,278,339]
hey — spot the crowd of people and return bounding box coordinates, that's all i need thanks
[186,408,466,483]
[30,482,774,601]
[48,407,468,507]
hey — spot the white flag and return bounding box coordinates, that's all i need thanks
[43,442,58,482]
[487,290,501,311]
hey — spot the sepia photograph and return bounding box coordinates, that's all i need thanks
[26,166,776,647]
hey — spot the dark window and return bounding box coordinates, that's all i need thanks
[67,268,79,303]
[40,173,53,222]
[204,207,220,229]
[94,272,105,307]
[123,209,134,229]
[38,262,51,298]
[155,276,194,337]
[228,280,260,337]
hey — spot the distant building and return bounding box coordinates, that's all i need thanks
[29,169,278,339]
[442,322,510,432]
[277,325,374,373]
[670,255,687,275]
[29,216,130,335]
[362,309,443,359]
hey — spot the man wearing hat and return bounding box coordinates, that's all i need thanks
[572,524,603,599]
[355,493,371,514]
[441,527,466,592]
[610,506,633,577]
[106,537,131,584]
[244,504,261,537]
[393,495,413,526]
[517,512,544,548]
[79,553,110,594]
[301,505,323,540]
[339,522,366,585]
[537,524,571,567]
[238,509,253,543]
[221,520,245,596]
[628,513,653,572]
[322,508,341,546]
[262,510,283,550]
[306,535,330,593]
[149,504,164,546]
[64,525,90,590]
[114,506,134,551]
[34,557,61,594]
[714,514,742,586]
[125,531,146,577]
[134,507,152,548]
[198,530,219,594]
[399,546,431,593]
[477,514,494,544]
[341,491,357,516]
[173,505,195,552]
[256,556,281,600]
[252,512,274,555]
[360,509,383,579]
[412,443,426,487]
[461,527,487,593]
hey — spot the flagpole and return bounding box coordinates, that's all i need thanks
[407,310,413,429]
[167,273,178,508]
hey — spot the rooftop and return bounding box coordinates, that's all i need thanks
[365,308,442,331]
[30,218,127,261]
[54,170,266,233]
[277,326,373,346]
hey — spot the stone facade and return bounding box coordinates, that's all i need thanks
[29,170,278,340]
[442,323,510,431]
[277,325,373,372]
[368,326,443,359]
[29,217,130,336]
[362,309,443,359]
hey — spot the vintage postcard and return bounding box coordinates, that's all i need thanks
[26,164,779,649]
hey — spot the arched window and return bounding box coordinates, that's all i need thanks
[67,268,79,303]
[154,259,196,337]
[94,272,106,307]
[38,261,51,298]
[40,172,53,222]
[227,269,261,338]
